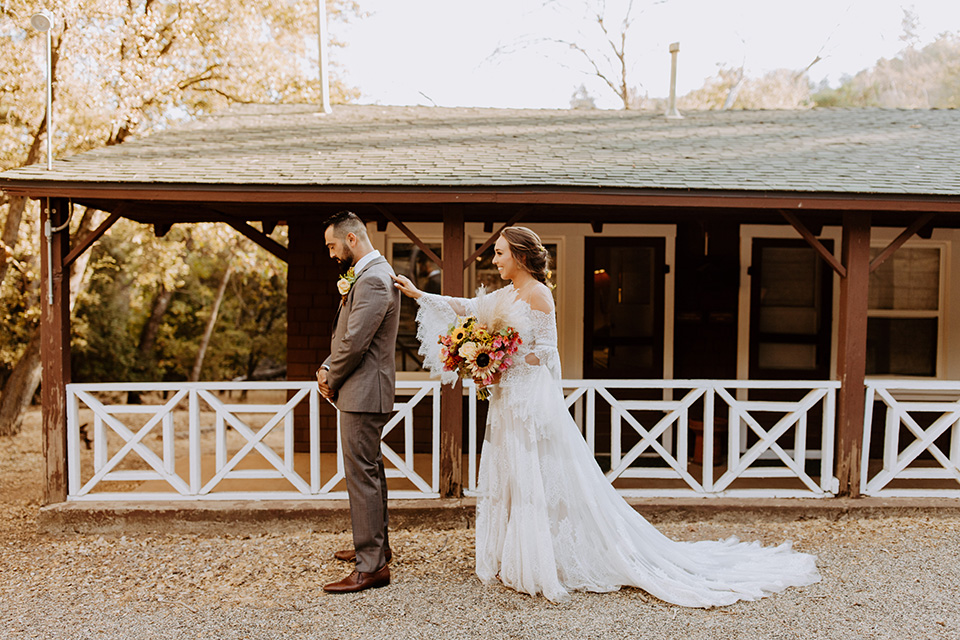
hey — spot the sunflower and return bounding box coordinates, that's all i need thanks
[466,345,499,382]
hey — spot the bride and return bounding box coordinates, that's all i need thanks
[391,226,820,607]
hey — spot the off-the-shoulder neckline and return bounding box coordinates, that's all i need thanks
[504,284,555,317]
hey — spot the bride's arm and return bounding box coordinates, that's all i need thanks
[523,286,556,366]
[392,274,477,385]
[392,274,473,315]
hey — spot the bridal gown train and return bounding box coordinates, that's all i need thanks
[416,285,820,607]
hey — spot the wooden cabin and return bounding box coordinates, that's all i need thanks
[3,105,960,503]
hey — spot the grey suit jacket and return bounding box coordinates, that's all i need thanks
[322,256,400,413]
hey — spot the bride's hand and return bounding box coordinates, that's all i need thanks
[391,274,423,299]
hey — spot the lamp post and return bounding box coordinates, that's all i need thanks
[30,9,56,170]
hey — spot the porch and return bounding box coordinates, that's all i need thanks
[3,106,960,506]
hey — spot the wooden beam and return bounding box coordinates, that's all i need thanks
[870,213,937,273]
[835,212,871,497]
[780,210,847,278]
[261,220,278,236]
[6,183,960,213]
[375,205,443,268]
[63,211,122,268]
[463,208,528,269]
[439,205,465,498]
[591,221,603,233]
[214,215,289,263]
[40,198,71,504]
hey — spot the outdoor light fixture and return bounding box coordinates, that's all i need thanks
[31,9,56,170]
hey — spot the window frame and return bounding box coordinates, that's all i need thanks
[866,239,948,379]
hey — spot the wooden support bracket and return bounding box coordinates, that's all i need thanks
[780,210,847,278]
[375,205,443,268]
[213,214,289,263]
[869,212,936,273]
[63,211,122,268]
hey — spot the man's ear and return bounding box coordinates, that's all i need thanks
[345,232,358,247]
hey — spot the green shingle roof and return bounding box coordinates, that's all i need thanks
[2,104,959,196]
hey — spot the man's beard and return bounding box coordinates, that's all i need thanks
[337,248,356,271]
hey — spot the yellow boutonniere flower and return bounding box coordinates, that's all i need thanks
[337,267,357,302]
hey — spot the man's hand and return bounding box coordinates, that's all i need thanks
[316,367,334,399]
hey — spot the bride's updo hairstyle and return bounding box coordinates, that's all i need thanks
[501,227,550,284]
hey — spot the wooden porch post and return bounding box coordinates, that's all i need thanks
[835,212,871,497]
[440,206,465,497]
[39,198,72,504]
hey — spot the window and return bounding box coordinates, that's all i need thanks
[749,240,833,379]
[867,246,941,376]
[389,241,442,372]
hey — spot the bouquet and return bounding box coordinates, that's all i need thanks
[439,315,522,400]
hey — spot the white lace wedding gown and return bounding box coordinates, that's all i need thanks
[416,285,820,607]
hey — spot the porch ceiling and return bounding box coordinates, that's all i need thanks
[3,104,960,224]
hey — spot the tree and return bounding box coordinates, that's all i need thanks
[813,31,960,108]
[569,84,597,109]
[495,0,667,110]
[0,0,362,434]
[679,66,814,111]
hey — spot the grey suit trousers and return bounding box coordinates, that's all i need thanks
[340,410,391,573]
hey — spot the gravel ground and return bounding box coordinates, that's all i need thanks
[3,410,960,639]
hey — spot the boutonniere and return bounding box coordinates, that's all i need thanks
[337,267,357,302]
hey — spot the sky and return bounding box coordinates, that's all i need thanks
[333,0,960,109]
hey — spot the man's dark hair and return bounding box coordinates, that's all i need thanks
[323,210,368,240]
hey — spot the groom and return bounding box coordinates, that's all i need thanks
[316,211,400,593]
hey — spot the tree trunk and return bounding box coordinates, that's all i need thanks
[0,208,98,436]
[138,285,174,359]
[189,264,232,382]
[0,330,42,436]
[127,284,175,403]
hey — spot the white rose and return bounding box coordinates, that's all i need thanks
[337,278,352,295]
[459,341,479,360]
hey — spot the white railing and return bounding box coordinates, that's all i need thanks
[66,381,440,501]
[861,380,960,497]
[466,380,839,498]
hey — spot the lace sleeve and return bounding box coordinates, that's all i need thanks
[499,308,561,385]
[415,292,478,385]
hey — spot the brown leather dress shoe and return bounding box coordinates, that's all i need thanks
[334,548,393,563]
[322,565,390,593]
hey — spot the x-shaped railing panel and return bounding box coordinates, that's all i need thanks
[862,382,960,496]
[198,389,311,495]
[712,387,827,494]
[602,386,706,492]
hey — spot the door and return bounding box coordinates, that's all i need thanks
[584,237,666,379]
